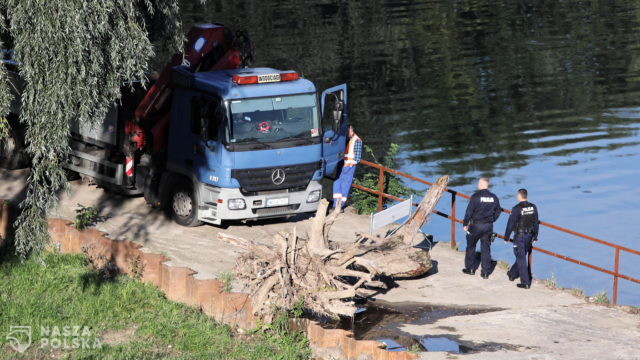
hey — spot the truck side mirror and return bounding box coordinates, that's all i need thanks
[332,100,344,133]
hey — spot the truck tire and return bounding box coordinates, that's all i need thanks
[169,180,202,227]
[0,121,29,169]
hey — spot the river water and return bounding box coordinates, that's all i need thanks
[180,0,640,305]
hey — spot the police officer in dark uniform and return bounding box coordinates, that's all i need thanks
[504,188,539,289]
[462,178,502,278]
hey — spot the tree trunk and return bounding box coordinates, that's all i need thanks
[395,175,449,245]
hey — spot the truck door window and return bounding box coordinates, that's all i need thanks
[321,94,339,132]
[191,96,220,140]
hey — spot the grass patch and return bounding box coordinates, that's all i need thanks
[542,272,557,288]
[496,260,510,271]
[407,344,421,354]
[569,288,584,298]
[217,272,234,293]
[590,291,610,305]
[0,252,310,359]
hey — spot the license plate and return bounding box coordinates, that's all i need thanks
[266,197,289,207]
[257,73,281,83]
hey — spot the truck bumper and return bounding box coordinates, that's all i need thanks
[196,181,322,225]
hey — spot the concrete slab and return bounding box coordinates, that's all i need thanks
[377,244,581,309]
[376,244,640,359]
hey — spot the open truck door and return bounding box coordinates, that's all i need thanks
[320,84,348,179]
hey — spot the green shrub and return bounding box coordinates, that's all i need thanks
[72,205,99,230]
[217,271,234,292]
[351,143,416,214]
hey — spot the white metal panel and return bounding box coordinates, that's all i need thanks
[370,196,413,233]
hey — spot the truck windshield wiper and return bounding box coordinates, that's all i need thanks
[278,133,315,145]
[234,138,273,149]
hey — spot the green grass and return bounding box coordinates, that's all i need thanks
[569,288,585,298]
[216,272,234,293]
[0,252,310,359]
[542,272,557,288]
[496,260,510,271]
[591,291,610,305]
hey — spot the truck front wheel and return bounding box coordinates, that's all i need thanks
[169,180,203,227]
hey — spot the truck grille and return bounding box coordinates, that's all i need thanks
[252,205,300,216]
[232,162,320,194]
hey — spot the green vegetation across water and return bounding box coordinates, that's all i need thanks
[0,252,310,359]
[351,143,416,215]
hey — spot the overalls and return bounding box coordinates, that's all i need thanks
[332,135,361,207]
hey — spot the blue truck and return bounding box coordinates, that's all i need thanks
[0,24,348,226]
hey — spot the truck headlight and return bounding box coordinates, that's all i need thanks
[228,198,246,210]
[306,190,321,203]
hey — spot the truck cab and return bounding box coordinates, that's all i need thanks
[162,67,348,226]
[0,24,350,228]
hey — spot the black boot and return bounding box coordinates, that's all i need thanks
[517,283,530,289]
[462,268,475,275]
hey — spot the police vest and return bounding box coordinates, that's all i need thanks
[516,201,536,232]
[344,134,361,167]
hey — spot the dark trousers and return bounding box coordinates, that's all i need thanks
[464,223,493,274]
[507,233,533,286]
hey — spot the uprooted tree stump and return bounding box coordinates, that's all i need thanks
[218,175,449,321]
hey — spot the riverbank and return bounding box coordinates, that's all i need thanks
[1,168,638,359]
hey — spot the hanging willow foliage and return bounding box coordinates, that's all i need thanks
[0,0,183,256]
[0,37,11,139]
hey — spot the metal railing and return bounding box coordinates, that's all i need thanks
[352,159,640,305]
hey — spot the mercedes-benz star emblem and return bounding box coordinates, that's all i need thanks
[271,169,286,185]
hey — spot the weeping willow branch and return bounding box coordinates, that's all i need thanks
[2,0,182,256]
[0,35,12,139]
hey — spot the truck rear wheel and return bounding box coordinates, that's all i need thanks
[169,180,202,227]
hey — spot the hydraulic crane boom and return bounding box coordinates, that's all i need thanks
[128,24,253,153]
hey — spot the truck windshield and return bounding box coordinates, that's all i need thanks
[227,94,320,144]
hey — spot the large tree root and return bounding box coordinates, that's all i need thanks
[218,175,449,321]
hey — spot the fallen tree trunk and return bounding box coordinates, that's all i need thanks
[396,175,449,245]
[219,176,448,321]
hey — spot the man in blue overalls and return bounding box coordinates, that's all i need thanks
[332,125,362,210]
[462,178,502,278]
[504,188,539,289]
